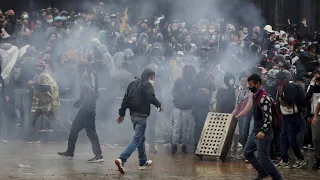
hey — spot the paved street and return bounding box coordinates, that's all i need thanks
[0,141,319,180]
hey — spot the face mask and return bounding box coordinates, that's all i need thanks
[47,19,53,24]
[274,44,280,49]
[8,15,14,19]
[172,26,178,31]
[149,80,154,85]
[279,42,285,47]
[131,37,137,42]
[22,14,28,19]
[249,86,257,93]
[229,79,235,86]
[61,16,67,21]
[278,80,287,86]
[289,37,294,42]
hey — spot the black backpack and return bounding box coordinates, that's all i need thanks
[291,82,307,114]
[126,78,142,110]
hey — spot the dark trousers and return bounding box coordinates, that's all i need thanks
[244,130,282,180]
[280,114,305,162]
[270,127,281,160]
[67,107,102,156]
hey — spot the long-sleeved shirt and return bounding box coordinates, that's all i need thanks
[253,89,273,133]
[79,71,99,109]
[232,87,253,117]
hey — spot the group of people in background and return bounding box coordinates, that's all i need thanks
[0,1,320,179]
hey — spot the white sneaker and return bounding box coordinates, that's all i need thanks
[275,160,290,168]
[293,159,306,169]
[115,159,125,174]
[139,160,153,170]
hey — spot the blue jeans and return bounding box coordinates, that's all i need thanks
[280,114,305,162]
[241,112,253,146]
[120,116,147,166]
[172,107,193,146]
[244,130,282,180]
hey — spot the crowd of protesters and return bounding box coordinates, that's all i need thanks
[0,2,320,178]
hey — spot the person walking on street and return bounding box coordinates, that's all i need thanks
[115,68,162,174]
[58,63,103,163]
[244,74,283,180]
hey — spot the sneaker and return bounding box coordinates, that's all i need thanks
[181,145,187,154]
[172,145,178,155]
[255,173,269,180]
[308,144,314,150]
[87,155,104,163]
[231,152,237,159]
[272,157,281,165]
[46,129,54,132]
[149,146,158,153]
[139,160,153,170]
[115,159,125,174]
[27,140,40,144]
[293,159,307,168]
[58,151,74,159]
[312,159,320,170]
[245,159,249,163]
[275,160,290,168]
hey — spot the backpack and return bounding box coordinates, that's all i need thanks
[126,78,142,110]
[277,82,306,115]
[256,90,281,129]
[290,82,306,114]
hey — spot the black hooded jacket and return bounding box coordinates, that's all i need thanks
[172,65,197,110]
[119,69,161,117]
[216,72,236,113]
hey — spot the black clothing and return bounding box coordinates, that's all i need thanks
[119,69,161,117]
[66,71,101,156]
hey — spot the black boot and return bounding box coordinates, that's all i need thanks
[255,173,269,180]
[58,151,74,158]
[312,159,320,170]
[172,144,178,155]
[182,145,187,154]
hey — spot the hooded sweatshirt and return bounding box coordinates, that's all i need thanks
[216,72,236,113]
[172,65,197,110]
[119,69,161,117]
